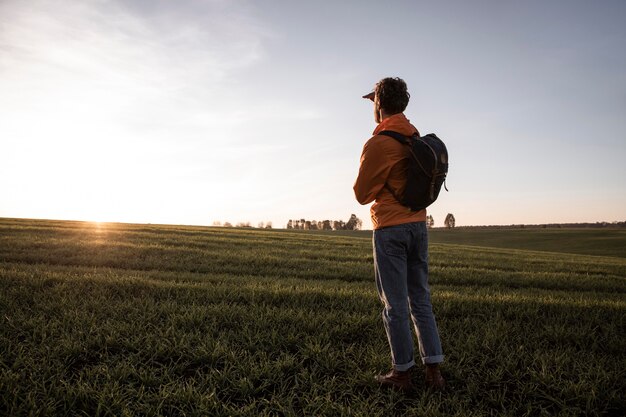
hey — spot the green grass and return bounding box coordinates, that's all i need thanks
[428,227,626,258]
[1,218,625,416]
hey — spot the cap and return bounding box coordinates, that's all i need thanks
[362,91,375,101]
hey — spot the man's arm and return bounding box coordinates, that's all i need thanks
[353,138,391,205]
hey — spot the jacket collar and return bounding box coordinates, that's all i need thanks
[373,113,417,136]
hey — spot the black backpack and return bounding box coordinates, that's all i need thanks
[378,130,449,212]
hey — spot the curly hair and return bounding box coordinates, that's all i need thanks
[375,77,410,115]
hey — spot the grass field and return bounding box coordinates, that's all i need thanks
[1,218,625,416]
[428,227,626,258]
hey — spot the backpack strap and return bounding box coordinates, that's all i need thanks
[377,130,415,145]
[377,130,415,207]
[379,130,430,176]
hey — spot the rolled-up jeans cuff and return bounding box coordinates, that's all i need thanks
[393,359,416,372]
[423,355,444,365]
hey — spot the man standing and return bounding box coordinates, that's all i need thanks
[354,77,445,392]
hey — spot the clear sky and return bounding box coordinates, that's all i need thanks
[1,0,625,229]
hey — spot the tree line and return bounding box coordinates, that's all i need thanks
[211,212,456,230]
[287,214,363,231]
[212,221,273,229]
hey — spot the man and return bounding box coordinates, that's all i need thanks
[354,77,445,392]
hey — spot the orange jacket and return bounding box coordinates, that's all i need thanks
[354,113,426,229]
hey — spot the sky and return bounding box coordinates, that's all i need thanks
[1,0,625,229]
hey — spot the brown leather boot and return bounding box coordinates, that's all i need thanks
[425,364,445,390]
[375,369,414,392]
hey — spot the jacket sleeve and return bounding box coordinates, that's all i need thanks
[353,137,391,205]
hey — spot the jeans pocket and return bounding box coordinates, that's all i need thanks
[376,228,407,257]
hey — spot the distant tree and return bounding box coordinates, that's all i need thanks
[304,220,311,230]
[224,222,233,227]
[265,222,272,229]
[287,219,293,229]
[258,222,264,229]
[444,213,456,229]
[333,220,346,230]
[346,214,362,231]
[212,221,222,227]
[322,220,332,230]
[426,215,434,228]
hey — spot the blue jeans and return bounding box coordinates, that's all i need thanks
[373,221,444,371]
